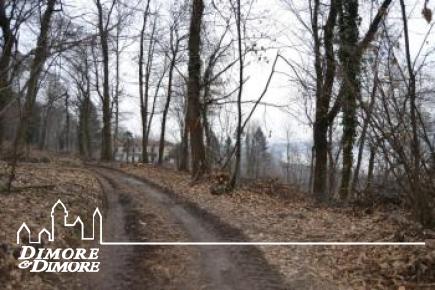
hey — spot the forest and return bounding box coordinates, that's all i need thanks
[0,0,434,289]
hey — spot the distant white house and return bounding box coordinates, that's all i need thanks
[114,139,175,164]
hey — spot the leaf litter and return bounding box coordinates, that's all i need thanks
[0,160,103,289]
[122,164,434,290]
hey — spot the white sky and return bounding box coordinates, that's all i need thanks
[20,0,435,145]
[116,0,435,145]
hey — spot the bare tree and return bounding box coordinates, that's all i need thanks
[95,0,117,161]
[158,4,186,165]
[138,0,152,163]
[8,0,58,190]
[187,0,207,179]
[228,0,244,188]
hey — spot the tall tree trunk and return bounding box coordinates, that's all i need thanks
[313,119,329,199]
[229,0,243,189]
[312,0,337,201]
[139,0,151,163]
[79,95,91,159]
[327,125,335,195]
[158,46,177,165]
[365,144,376,194]
[310,0,390,200]
[96,0,113,161]
[12,0,57,155]
[113,20,121,159]
[399,0,431,226]
[0,0,14,156]
[39,104,54,150]
[337,0,392,199]
[179,113,189,171]
[187,0,207,179]
[84,57,92,158]
[143,17,156,164]
[8,0,57,191]
[146,61,166,160]
[64,92,70,152]
[339,0,360,200]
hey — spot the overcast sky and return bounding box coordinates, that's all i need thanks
[25,0,435,145]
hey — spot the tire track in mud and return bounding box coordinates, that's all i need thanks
[87,173,138,290]
[91,166,289,290]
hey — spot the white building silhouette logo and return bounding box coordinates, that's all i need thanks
[16,200,102,273]
[17,199,103,245]
[16,199,426,249]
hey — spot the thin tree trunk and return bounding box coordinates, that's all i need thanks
[96,0,113,161]
[139,0,151,163]
[142,18,156,163]
[365,144,376,194]
[158,46,177,165]
[84,57,91,158]
[113,22,121,159]
[64,92,70,152]
[352,75,378,193]
[146,61,166,150]
[229,0,243,189]
[399,0,431,226]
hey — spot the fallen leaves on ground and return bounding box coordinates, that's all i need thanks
[122,164,434,290]
[0,161,103,289]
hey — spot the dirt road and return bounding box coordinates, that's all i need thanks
[90,166,288,290]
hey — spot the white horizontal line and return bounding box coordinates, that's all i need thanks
[100,241,426,246]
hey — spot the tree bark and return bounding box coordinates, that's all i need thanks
[78,52,92,159]
[399,0,431,226]
[8,0,57,191]
[365,144,376,194]
[179,112,189,171]
[312,0,337,201]
[187,0,207,179]
[139,0,151,163]
[146,62,166,152]
[113,19,121,160]
[338,0,392,199]
[13,0,57,156]
[0,0,14,155]
[338,0,360,200]
[158,28,179,165]
[64,92,70,152]
[96,0,113,161]
[229,0,243,189]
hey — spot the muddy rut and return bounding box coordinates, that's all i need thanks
[90,166,288,290]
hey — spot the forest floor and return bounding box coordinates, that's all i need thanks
[1,158,434,289]
[0,156,103,289]
[119,163,435,290]
[1,158,288,289]
[92,166,287,290]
